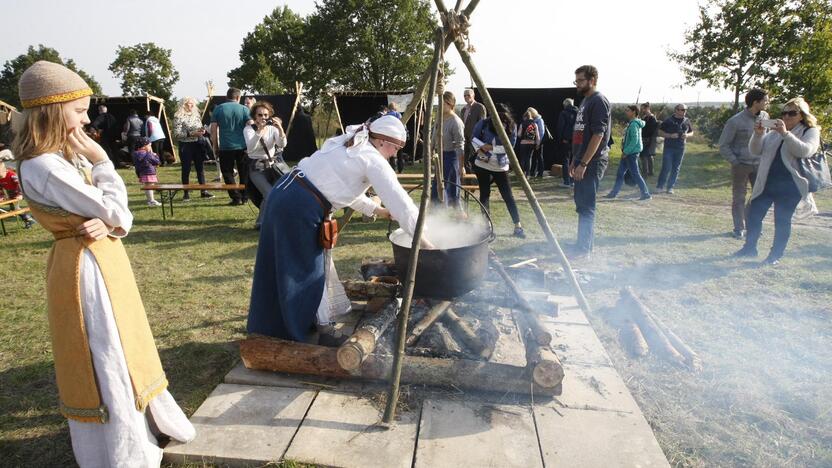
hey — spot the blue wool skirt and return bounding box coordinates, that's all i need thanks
[247,172,327,341]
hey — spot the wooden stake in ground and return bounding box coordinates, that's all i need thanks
[382,27,443,425]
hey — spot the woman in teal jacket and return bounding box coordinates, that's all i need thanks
[606,105,651,200]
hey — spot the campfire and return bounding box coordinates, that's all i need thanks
[241,255,564,397]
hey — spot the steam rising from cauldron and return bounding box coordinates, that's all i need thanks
[390,210,490,250]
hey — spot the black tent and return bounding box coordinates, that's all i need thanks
[331,90,425,162]
[202,94,318,162]
[87,95,176,159]
[474,87,577,169]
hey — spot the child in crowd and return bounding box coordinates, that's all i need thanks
[132,136,162,206]
[0,149,36,228]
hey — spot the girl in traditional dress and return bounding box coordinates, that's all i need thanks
[247,115,432,343]
[13,60,195,467]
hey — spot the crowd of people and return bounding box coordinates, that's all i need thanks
[3,56,825,467]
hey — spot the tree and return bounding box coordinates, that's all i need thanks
[669,0,798,112]
[308,0,435,92]
[772,1,832,108]
[0,45,102,108]
[227,6,309,95]
[231,0,438,105]
[109,43,180,101]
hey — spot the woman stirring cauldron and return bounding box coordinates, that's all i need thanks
[247,115,433,343]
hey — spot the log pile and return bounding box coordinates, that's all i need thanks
[241,257,566,396]
[613,287,702,371]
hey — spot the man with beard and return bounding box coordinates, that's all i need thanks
[569,65,611,260]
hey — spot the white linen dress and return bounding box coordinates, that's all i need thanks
[20,153,195,468]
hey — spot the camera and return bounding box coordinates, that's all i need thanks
[760,119,778,129]
[265,117,276,126]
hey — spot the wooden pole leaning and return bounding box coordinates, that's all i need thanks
[382,27,443,425]
[452,38,592,315]
[285,81,303,139]
[401,0,481,124]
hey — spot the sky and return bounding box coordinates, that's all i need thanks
[3,0,735,106]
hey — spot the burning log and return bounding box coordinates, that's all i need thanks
[619,288,685,367]
[405,301,452,346]
[337,299,400,371]
[620,319,649,357]
[360,258,397,280]
[513,310,564,389]
[442,308,492,359]
[342,279,400,300]
[489,252,552,345]
[241,335,561,396]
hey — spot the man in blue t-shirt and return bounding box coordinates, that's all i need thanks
[210,87,252,205]
[656,104,694,194]
[569,65,611,259]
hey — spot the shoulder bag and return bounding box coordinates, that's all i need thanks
[798,128,832,192]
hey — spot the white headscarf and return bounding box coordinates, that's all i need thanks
[320,115,406,158]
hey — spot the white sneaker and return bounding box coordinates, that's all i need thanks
[147,200,162,206]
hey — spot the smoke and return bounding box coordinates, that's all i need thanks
[390,209,490,250]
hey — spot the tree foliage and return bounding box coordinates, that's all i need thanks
[109,43,180,102]
[668,0,798,111]
[773,1,832,109]
[230,0,437,105]
[0,45,102,108]
[227,6,308,95]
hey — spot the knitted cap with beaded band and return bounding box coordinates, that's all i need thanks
[18,61,93,109]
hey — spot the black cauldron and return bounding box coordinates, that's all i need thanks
[388,182,495,299]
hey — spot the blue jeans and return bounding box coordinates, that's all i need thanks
[609,154,650,196]
[430,151,462,208]
[744,180,801,259]
[517,144,534,175]
[573,158,608,253]
[657,145,686,189]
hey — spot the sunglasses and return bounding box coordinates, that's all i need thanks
[780,110,800,117]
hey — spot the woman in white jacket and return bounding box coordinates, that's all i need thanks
[734,97,821,265]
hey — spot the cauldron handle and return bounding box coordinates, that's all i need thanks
[386,180,495,243]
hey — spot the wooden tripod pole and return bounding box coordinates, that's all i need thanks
[382,27,443,425]
[452,37,591,315]
[401,0,480,124]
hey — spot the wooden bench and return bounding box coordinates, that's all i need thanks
[397,173,477,183]
[141,183,246,219]
[0,197,30,235]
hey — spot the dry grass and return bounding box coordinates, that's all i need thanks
[1,143,830,466]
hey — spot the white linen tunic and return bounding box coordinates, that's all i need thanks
[297,140,420,235]
[20,153,195,468]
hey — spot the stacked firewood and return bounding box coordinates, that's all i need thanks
[612,287,702,372]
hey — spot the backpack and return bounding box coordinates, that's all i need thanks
[522,120,537,142]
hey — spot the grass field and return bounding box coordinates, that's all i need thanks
[1,143,830,467]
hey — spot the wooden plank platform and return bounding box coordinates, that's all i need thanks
[164,295,670,468]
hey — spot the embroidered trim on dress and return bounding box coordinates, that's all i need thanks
[60,402,109,423]
[21,88,93,109]
[134,373,168,412]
